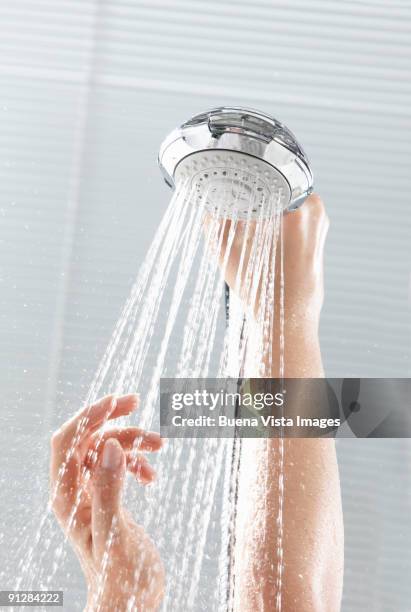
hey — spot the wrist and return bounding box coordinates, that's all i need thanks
[86,589,131,612]
[87,585,162,612]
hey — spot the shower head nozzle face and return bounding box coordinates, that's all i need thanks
[158,107,313,218]
[175,150,290,220]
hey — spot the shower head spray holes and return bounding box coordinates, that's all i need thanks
[174,150,290,220]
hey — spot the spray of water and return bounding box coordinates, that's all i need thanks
[12,164,287,611]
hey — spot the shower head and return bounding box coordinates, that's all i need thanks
[158,107,313,219]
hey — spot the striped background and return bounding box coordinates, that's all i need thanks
[0,1,410,610]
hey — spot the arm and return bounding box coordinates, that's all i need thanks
[219,195,344,611]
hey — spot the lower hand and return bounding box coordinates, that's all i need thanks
[50,394,165,611]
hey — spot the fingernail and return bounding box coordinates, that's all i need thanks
[102,439,123,469]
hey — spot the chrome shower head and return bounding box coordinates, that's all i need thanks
[158,106,313,219]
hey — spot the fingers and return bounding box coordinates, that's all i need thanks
[50,394,139,522]
[291,193,328,228]
[302,192,325,211]
[91,440,157,559]
[61,394,139,445]
[283,193,328,246]
[91,427,163,454]
[91,438,126,557]
[84,427,163,472]
[127,452,157,484]
[51,394,139,473]
[301,194,329,261]
[88,438,159,485]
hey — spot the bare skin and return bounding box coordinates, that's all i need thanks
[50,394,165,611]
[51,194,343,611]
[217,194,344,611]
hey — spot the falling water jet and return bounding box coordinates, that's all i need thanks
[14,106,313,612]
[159,107,313,611]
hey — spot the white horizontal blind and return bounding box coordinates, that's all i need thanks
[0,1,410,610]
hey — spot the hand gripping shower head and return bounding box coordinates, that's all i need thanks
[158,107,313,220]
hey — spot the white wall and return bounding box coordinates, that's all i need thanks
[0,1,410,610]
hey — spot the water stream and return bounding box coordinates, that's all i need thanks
[13,169,287,611]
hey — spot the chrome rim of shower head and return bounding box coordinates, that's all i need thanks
[158,106,313,218]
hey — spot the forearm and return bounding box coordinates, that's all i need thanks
[234,322,344,612]
[265,318,324,379]
[234,437,343,611]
